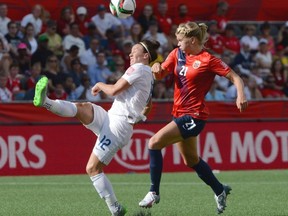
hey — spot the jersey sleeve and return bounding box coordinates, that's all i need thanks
[209,55,231,76]
[122,65,141,85]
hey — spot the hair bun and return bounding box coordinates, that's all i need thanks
[150,40,161,50]
[140,39,161,63]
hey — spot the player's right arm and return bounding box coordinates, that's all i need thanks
[151,62,169,80]
[91,78,130,96]
[152,48,177,80]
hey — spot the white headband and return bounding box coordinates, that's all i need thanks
[140,42,152,61]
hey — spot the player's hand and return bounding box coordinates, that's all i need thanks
[236,97,248,112]
[151,62,162,73]
[91,83,101,96]
[151,62,162,80]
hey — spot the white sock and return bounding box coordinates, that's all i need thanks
[90,173,118,214]
[43,97,77,117]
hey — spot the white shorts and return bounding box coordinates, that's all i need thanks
[84,103,133,165]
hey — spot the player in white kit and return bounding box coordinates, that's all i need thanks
[33,39,160,216]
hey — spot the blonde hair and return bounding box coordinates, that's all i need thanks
[176,22,208,45]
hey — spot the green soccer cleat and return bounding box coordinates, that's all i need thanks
[33,76,48,107]
[113,203,127,216]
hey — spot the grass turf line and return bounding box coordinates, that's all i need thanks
[0,170,287,216]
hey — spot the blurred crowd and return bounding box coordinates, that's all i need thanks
[0,1,288,103]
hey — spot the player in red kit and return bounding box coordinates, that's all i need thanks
[139,21,248,214]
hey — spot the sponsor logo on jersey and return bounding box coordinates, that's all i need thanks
[193,60,201,69]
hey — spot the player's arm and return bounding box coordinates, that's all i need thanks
[91,78,130,96]
[225,70,248,112]
[134,97,152,124]
[151,62,170,80]
[142,97,152,117]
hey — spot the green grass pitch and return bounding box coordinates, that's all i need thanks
[0,170,287,216]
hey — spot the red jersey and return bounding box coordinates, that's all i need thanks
[156,14,173,35]
[26,77,37,90]
[49,91,68,100]
[6,77,21,93]
[272,71,286,87]
[206,34,224,55]
[75,16,90,36]
[211,15,228,33]
[161,48,230,120]
[173,15,193,25]
[222,36,240,53]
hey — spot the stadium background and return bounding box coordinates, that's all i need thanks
[0,0,288,176]
[4,0,288,21]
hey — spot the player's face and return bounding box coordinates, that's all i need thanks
[129,44,148,65]
[176,34,192,53]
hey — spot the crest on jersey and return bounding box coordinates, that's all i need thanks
[126,66,135,75]
[193,60,201,69]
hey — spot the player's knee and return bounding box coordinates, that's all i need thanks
[86,163,100,176]
[86,159,103,176]
[86,163,94,175]
[148,136,161,149]
[75,102,94,125]
[76,102,90,111]
[184,156,200,168]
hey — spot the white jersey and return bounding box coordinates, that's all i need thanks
[108,63,153,124]
[21,14,42,35]
[91,13,122,36]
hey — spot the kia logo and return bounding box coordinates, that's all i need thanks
[114,129,165,170]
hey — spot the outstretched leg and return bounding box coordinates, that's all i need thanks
[33,76,93,124]
[33,76,77,117]
[34,77,126,215]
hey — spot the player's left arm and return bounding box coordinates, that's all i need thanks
[225,69,248,112]
[142,97,152,117]
[91,78,130,96]
[133,97,152,124]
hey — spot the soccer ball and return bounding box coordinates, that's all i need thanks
[109,0,136,19]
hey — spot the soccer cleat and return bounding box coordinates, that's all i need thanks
[214,184,232,214]
[112,203,127,216]
[139,191,160,208]
[33,76,48,107]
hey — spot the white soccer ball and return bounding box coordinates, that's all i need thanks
[109,0,136,19]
